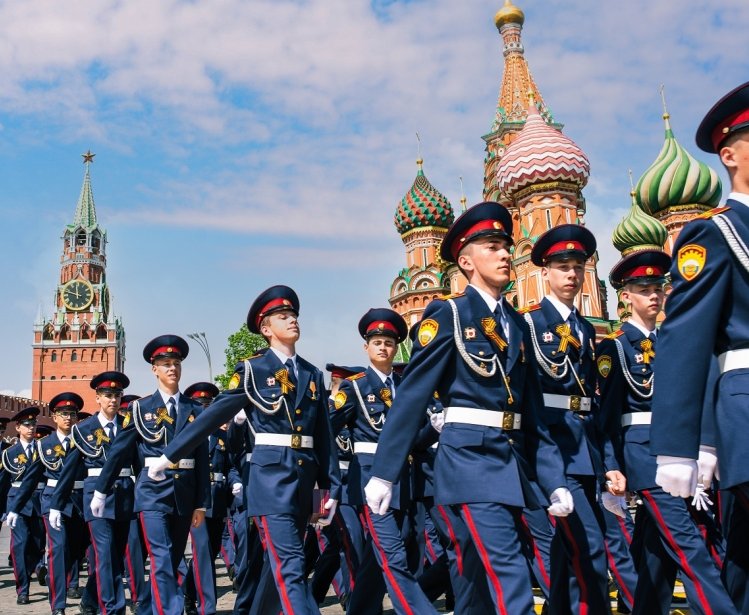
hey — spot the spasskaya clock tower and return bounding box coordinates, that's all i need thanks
[31,152,126,409]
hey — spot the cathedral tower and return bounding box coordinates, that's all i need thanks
[31,152,126,409]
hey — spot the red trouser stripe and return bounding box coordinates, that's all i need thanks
[641,490,714,615]
[43,517,58,608]
[10,529,21,594]
[363,507,414,615]
[191,528,206,615]
[88,522,108,615]
[334,514,356,591]
[604,542,634,607]
[257,516,294,615]
[616,514,633,545]
[461,504,508,615]
[424,529,438,563]
[124,544,137,599]
[436,505,463,576]
[557,516,589,615]
[138,512,165,615]
[519,513,550,590]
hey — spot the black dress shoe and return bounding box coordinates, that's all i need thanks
[131,601,140,615]
[38,564,48,586]
[17,594,30,605]
[79,603,97,615]
[184,601,198,615]
[52,609,66,615]
[67,587,82,599]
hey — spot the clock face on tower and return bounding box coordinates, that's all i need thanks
[62,279,94,311]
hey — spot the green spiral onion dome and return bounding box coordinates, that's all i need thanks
[613,191,668,256]
[394,159,455,234]
[636,113,721,216]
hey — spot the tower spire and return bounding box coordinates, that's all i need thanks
[72,150,98,230]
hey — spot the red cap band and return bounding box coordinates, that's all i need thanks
[366,321,398,336]
[54,400,76,408]
[623,265,664,279]
[151,345,181,360]
[256,297,295,328]
[192,391,209,398]
[450,219,508,260]
[544,240,585,259]
[712,108,749,151]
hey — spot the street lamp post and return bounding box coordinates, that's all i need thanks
[187,332,213,382]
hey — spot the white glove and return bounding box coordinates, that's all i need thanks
[48,509,63,531]
[547,487,574,517]
[231,483,243,497]
[697,445,718,490]
[316,499,338,528]
[364,476,393,516]
[147,454,172,482]
[5,511,19,529]
[655,456,698,499]
[90,490,107,518]
[601,492,627,518]
[691,484,714,513]
[429,412,445,434]
[234,409,247,425]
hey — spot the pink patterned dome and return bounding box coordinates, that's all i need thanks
[496,104,590,198]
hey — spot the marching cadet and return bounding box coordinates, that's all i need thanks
[330,309,437,615]
[90,336,211,615]
[522,225,625,614]
[365,201,573,614]
[1,407,47,604]
[145,285,341,615]
[651,81,749,614]
[182,381,227,615]
[49,372,135,615]
[7,393,93,615]
[598,250,735,615]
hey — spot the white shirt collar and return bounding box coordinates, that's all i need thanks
[97,412,117,429]
[545,295,575,322]
[19,437,34,447]
[158,390,181,406]
[728,192,749,207]
[627,319,656,339]
[469,284,503,313]
[369,364,393,384]
[270,347,297,372]
[56,429,69,442]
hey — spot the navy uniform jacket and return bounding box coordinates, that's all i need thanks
[207,429,231,519]
[12,432,86,517]
[651,202,749,489]
[330,368,409,509]
[51,412,136,523]
[410,397,441,501]
[370,286,567,508]
[95,391,211,516]
[161,348,341,517]
[523,299,606,479]
[597,323,655,492]
[0,441,42,517]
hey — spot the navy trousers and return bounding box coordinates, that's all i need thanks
[124,517,149,607]
[519,507,553,599]
[138,510,192,615]
[89,517,130,615]
[232,512,263,615]
[9,512,45,597]
[44,509,93,611]
[722,485,749,614]
[184,517,223,615]
[600,503,638,611]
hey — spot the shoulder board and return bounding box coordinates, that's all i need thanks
[347,372,366,381]
[604,329,625,340]
[241,353,262,361]
[697,206,731,219]
[517,304,541,314]
[439,292,464,300]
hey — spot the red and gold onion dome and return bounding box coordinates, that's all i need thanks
[394,158,455,233]
[496,102,590,199]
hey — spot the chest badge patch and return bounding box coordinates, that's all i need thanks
[418,319,439,347]
[634,353,644,364]
[464,327,476,340]
[266,377,276,387]
[367,394,376,403]
[542,331,553,343]
[677,244,706,281]
[597,355,612,378]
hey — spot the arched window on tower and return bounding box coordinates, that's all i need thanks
[43,325,54,341]
[60,324,72,341]
[76,230,87,247]
[71,350,78,362]
[101,349,107,362]
[91,231,101,253]
[51,350,57,363]
[96,324,107,340]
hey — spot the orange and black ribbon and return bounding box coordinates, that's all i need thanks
[94,428,110,446]
[640,339,655,364]
[380,388,392,408]
[555,323,581,353]
[53,444,66,457]
[155,407,174,425]
[481,318,508,352]
[275,368,296,395]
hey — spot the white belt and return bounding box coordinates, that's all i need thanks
[12,481,45,489]
[246,453,253,462]
[87,468,132,478]
[46,479,83,489]
[543,393,591,412]
[254,433,314,449]
[621,412,651,427]
[145,457,195,469]
[339,460,350,471]
[718,348,749,373]
[211,473,225,482]
[444,407,522,430]
[353,442,378,454]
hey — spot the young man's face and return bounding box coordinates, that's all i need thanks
[721,132,749,190]
[364,335,397,367]
[152,358,182,389]
[96,390,123,415]
[543,258,585,303]
[621,282,665,320]
[52,410,77,433]
[16,420,36,441]
[261,310,300,345]
[458,236,512,291]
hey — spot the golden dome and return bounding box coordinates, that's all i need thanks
[494,0,525,30]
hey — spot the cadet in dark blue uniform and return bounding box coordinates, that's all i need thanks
[91,336,211,615]
[182,382,227,615]
[146,286,341,615]
[366,202,572,615]
[1,407,47,604]
[598,251,734,615]
[523,225,625,615]
[651,81,749,614]
[331,309,437,615]
[49,373,135,615]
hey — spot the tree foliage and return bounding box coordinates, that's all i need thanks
[215,324,268,389]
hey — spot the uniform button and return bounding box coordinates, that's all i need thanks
[508,439,514,445]
[295,409,302,415]
[297,459,304,466]
[174,473,180,479]
[479,350,485,356]
[296,426,302,432]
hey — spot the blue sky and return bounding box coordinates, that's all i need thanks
[1,0,747,398]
